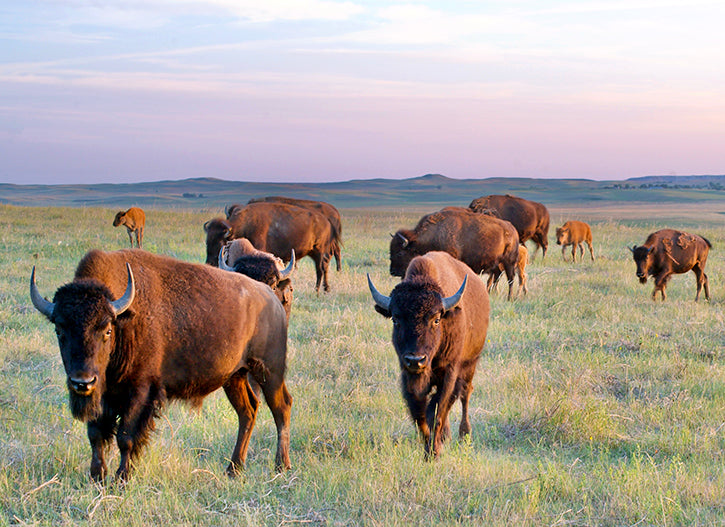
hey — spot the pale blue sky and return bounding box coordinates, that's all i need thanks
[1,1,724,184]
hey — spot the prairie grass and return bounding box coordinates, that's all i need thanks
[1,203,724,526]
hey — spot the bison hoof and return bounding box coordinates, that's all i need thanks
[225,463,243,478]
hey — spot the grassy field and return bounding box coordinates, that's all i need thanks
[1,202,724,526]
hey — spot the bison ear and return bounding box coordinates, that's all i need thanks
[374,304,392,318]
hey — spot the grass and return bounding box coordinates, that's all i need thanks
[1,202,724,526]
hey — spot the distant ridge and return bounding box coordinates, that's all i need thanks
[2,173,725,210]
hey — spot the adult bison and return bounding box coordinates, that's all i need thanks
[30,249,292,481]
[205,201,334,292]
[469,194,549,259]
[390,207,519,299]
[242,196,343,271]
[630,229,711,301]
[556,220,594,262]
[218,239,295,320]
[112,207,145,248]
[368,251,489,459]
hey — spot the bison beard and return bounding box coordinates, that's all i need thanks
[68,380,104,422]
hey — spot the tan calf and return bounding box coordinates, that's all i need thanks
[555,220,593,262]
[113,207,145,248]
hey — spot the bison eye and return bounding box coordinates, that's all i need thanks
[432,316,441,326]
[103,326,113,341]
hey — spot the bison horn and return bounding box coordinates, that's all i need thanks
[396,232,409,248]
[218,245,234,271]
[367,273,391,312]
[110,263,135,315]
[441,275,467,312]
[628,245,636,253]
[279,250,295,279]
[30,266,55,319]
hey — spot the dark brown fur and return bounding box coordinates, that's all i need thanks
[32,249,292,481]
[244,196,343,271]
[631,229,711,301]
[372,252,489,459]
[556,220,594,262]
[469,194,550,259]
[205,202,334,292]
[232,255,293,320]
[112,207,145,248]
[390,207,520,299]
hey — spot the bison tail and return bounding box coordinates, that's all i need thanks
[247,357,271,384]
[702,236,712,248]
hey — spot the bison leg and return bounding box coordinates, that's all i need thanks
[692,266,710,301]
[125,227,134,247]
[115,383,162,481]
[502,262,516,300]
[652,274,670,301]
[87,412,117,482]
[257,373,293,471]
[426,369,460,458]
[561,245,568,262]
[402,390,431,454]
[223,371,259,476]
[458,374,475,438]
[571,244,577,262]
[587,241,594,261]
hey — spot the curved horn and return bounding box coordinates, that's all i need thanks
[224,204,232,217]
[218,245,234,271]
[396,232,409,248]
[30,266,54,319]
[203,220,211,233]
[367,273,391,312]
[441,275,467,312]
[110,263,135,315]
[279,250,295,279]
[224,227,233,240]
[628,245,636,253]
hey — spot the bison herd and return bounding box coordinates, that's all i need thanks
[31,193,713,482]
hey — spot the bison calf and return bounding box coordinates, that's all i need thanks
[556,220,594,262]
[368,251,489,459]
[113,207,145,248]
[630,229,711,301]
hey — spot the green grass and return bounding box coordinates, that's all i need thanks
[1,203,724,526]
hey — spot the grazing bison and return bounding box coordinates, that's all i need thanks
[205,201,334,293]
[218,239,296,320]
[112,207,145,248]
[556,220,594,262]
[390,207,520,299]
[242,196,343,271]
[469,194,549,259]
[630,229,711,301]
[30,249,292,481]
[368,251,489,458]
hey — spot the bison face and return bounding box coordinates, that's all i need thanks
[204,218,233,266]
[368,275,466,379]
[389,231,416,277]
[112,211,125,227]
[555,227,569,245]
[630,245,653,283]
[30,266,135,422]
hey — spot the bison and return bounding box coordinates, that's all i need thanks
[112,207,145,248]
[469,194,549,259]
[30,249,292,481]
[390,207,520,299]
[368,251,489,459]
[218,239,296,320]
[242,196,343,271]
[205,201,335,293]
[556,220,594,262]
[630,229,711,301]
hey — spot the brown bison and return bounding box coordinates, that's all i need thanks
[30,249,292,481]
[630,229,711,301]
[112,207,145,248]
[556,220,594,262]
[205,201,334,293]
[368,251,489,459]
[242,196,343,271]
[218,239,295,320]
[390,207,520,299]
[469,194,549,259]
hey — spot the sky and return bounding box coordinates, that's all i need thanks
[1,1,724,185]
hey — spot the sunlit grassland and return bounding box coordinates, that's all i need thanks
[1,203,724,526]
